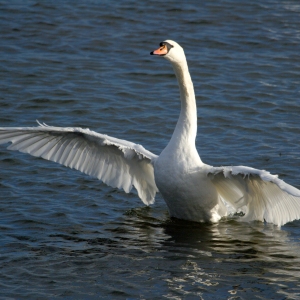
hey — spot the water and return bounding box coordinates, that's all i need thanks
[1,1,300,299]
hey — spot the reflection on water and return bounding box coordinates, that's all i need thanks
[125,214,300,299]
[2,197,300,299]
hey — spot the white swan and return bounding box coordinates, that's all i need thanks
[1,40,300,226]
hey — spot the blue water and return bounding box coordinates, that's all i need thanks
[1,1,300,299]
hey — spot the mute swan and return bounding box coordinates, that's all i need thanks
[1,40,300,226]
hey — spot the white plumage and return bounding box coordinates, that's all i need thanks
[0,40,300,226]
[0,123,158,205]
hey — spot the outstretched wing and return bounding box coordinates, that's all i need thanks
[0,123,158,205]
[207,165,300,226]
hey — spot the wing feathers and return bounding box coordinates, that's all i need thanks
[207,166,300,226]
[0,125,158,205]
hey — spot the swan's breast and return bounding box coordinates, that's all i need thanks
[154,151,222,222]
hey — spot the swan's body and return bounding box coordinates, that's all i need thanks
[1,40,300,226]
[152,41,225,222]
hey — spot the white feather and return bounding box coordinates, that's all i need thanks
[207,166,300,226]
[0,124,158,205]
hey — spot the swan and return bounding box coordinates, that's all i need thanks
[1,40,300,227]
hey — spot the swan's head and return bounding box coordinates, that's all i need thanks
[150,40,186,64]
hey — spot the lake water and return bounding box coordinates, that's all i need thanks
[1,1,300,299]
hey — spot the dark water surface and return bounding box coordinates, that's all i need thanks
[1,1,300,299]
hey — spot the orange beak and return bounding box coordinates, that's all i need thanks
[150,45,168,56]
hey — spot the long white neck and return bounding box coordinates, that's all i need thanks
[168,58,198,153]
